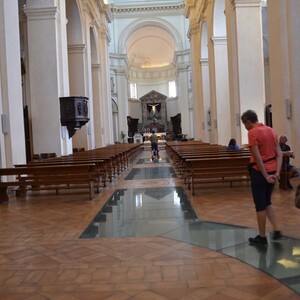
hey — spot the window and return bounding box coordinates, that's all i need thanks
[130,83,137,99]
[169,80,177,98]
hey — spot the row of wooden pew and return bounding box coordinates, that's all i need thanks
[0,143,143,203]
[166,141,251,195]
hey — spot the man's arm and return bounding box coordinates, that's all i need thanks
[251,145,269,179]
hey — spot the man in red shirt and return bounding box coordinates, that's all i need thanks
[241,110,283,246]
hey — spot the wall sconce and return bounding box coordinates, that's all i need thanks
[285,99,292,119]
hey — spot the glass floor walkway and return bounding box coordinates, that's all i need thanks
[81,158,300,296]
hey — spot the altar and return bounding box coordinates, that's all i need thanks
[140,90,168,133]
[127,90,182,142]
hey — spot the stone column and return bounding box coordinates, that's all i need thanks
[99,28,114,145]
[67,44,88,149]
[200,58,211,142]
[227,0,265,144]
[286,0,300,167]
[189,22,206,141]
[92,63,104,147]
[210,36,231,146]
[268,0,300,166]
[25,0,70,155]
[116,69,129,141]
[0,0,26,166]
[177,59,191,139]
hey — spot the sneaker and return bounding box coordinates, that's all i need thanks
[272,230,282,240]
[249,235,268,246]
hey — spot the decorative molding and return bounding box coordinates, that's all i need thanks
[129,65,176,81]
[100,26,111,44]
[110,3,185,18]
[184,0,196,18]
[210,36,227,45]
[24,7,58,21]
[101,4,113,23]
[187,22,200,39]
[68,44,86,54]
[92,63,101,71]
[200,58,208,66]
[230,0,262,9]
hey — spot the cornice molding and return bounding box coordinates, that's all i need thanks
[200,58,208,66]
[230,0,262,9]
[24,7,58,21]
[68,44,86,54]
[184,0,196,18]
[210,36,227,45]
[129,64,176,81]
[92,63,101,71]
[110,3,185,18]
[100,27,111,44]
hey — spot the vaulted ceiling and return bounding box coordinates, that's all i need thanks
[126,25,175,69]
[109,0,180,69]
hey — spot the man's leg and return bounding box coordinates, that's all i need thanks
[265,205,279,232]
[256,210,267,237]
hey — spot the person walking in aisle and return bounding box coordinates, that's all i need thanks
[241,110,283,246]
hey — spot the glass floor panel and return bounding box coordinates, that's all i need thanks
[80,187,197,239]
[136,158,170,164]
[80,187,300,295]
[124,167,177,180]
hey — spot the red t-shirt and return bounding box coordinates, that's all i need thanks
[248,123,277,172]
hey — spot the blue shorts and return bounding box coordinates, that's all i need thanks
[250,169,275,212]
[151,142,158,152]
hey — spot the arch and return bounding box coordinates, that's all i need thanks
[90,27,99,64]
[118,18,183,55]
[112,98,118,113]
[200,21,208,59]
[213,0,226,37]
[66,0,84,44]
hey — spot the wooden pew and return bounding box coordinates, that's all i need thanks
[0,164,99,202]
[177,150,250,179]
[185,156,250,195]
[166,142,250,178]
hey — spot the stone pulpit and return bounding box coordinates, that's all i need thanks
[140,90,167,132]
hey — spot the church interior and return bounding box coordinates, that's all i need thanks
[0,0,300,298]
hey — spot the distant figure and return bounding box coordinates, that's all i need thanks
[227,138,240,150]
[279,134,299,189]
[150,130,159,161]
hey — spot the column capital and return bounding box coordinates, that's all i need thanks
[187,22,201,40]
[24,7,58,21]
[210,36,227,45]
[200,58,208,66]
[92,64,101,71]
[68,44,86,54]
[100,27,111,44]
[231,0,262,9]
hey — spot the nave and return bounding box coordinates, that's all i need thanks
[0,149,299,299]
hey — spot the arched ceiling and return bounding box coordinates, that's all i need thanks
[126,25,175,69]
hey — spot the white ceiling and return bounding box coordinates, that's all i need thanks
[127,25,175,69]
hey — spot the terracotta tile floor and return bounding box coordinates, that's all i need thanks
[0,150,299,299]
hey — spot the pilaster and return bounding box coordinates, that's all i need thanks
[25,0,68,155]
[227,0,265,144]
[0,0,26,167]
